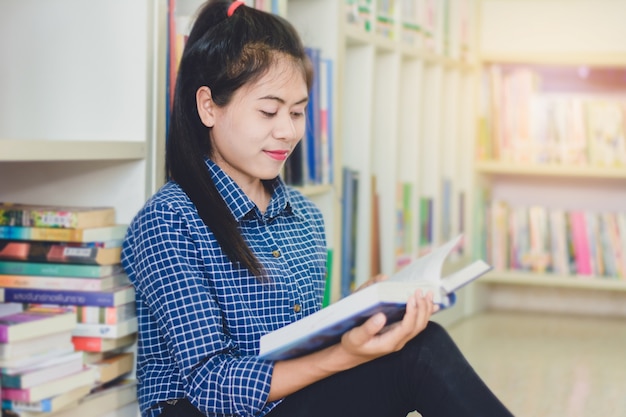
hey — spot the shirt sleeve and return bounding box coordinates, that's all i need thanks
[128,201,275,416]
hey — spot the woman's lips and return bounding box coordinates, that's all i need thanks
[265,150,289,161]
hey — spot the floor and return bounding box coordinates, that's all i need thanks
[444,310,626,417]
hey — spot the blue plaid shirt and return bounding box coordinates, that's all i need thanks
[122,159,327,417]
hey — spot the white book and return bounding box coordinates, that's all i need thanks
[2,351,85,389]
[8,384,92,413]
[0,330,72,361]
[259,234,492,360]
[0,344,76,370]
[2,367,97,403]
[71,317,137,339]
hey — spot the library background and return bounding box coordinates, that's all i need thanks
[1,0,625,416]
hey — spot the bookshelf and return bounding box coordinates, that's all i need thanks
[0,0,159,223]
[324,0,479,324]
[0,1,159,416]
[472,0,626,318]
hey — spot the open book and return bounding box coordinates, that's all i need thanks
[258,234,491,360]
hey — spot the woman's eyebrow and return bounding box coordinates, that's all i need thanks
[259,95,309,105]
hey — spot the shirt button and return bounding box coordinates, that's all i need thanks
[293,304,302,313]
[272,250,281,258]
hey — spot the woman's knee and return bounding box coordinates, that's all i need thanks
[420,321,451,345]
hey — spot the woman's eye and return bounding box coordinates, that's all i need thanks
[261,110,277,117]
[291,111,305,118]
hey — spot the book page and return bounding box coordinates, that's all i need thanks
[441,259,493,294]
[388,234,462,284]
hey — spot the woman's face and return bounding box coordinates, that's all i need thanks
[197,54,309,190]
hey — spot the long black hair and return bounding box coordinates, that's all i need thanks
[166,0,313,278]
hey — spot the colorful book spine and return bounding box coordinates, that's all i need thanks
[0,285,135,307]
[0,224,127,243]
[0,240,122,265]
[322,249,334,308]
[72,317,138,339]
[27,302,136,325]
[340,167,359,298]
[569,211,592,275]
[3,385,91,413]
[0,309,77,343]
[0,204,115,229]
[71,333,136,353]
[304,46,322,185]
[0,273,130,292]
[1,368,96,403]
[91,352,134,384]
[75,303,136,325]
[318,57,333,185]
[0,261,122,278]
[1,351,84,389]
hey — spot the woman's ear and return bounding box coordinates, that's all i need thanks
[196,86,216,128]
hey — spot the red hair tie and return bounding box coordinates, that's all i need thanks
[227,1,244,17]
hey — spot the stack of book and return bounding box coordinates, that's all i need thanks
[0,203,138,415]
[0,307,97,412]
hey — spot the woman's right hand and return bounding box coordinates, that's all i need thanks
[268,290,437,401]
[338,290,437,363]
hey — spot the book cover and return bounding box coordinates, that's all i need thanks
[0,309,77,343]
[319,57,334,185]
[340,167,359,298]
[22,301,134,329]
[0,260,123,278]
[1,367,96,403]
[569,210,592,275]
[0,224,128,243]
[0,285,135,307]
[32,378,137,417]
[1,347,77,373]
[0,331,73,362]
[322,249,334,308]
[0,203,115,229]
[304,46,322,185]
[258,234,492,360]
[598,212,618,278]
[0,240,122,265]
[4,384,91,414]
[0,272,130,292]
[0,302,23,318]
[71,317,138,339]
[604,212,625,278]
[89,352,134,384]
[74,302,136,325]
[549,208,570,275]
[418,196,433,255]
[71,333,136,353]
[2,351,84,389]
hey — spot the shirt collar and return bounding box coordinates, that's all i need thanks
[205,158,297,222]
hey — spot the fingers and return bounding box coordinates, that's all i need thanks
[344,312,387,347]
[341,290,437,359]
[404,290,435,335]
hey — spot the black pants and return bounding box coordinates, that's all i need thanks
[160,322,513,417]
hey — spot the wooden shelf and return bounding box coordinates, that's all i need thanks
[294,184,334,197]
[481,270,626,292]
[343,24,475,70]
[481,53,626,67]
[475,160,626,180]
[0,140,146,162]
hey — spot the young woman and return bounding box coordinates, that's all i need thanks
[121,1,513,416]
